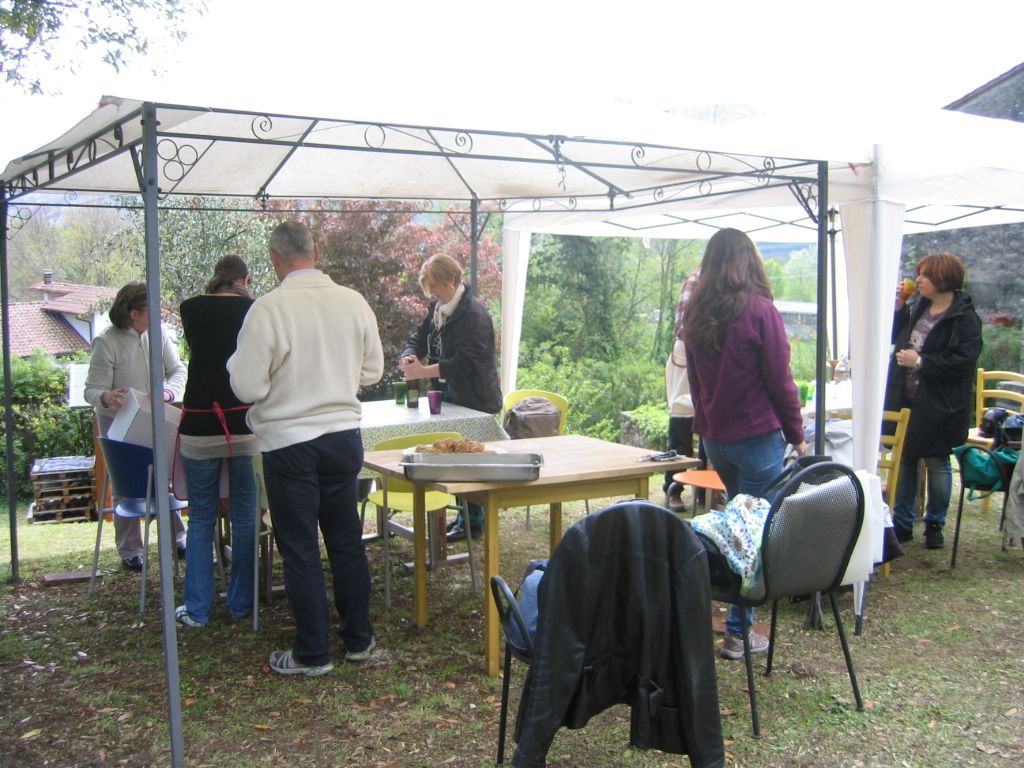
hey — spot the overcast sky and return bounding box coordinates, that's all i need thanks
[1,0,1022,161]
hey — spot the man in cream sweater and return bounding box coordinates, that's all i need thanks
[228,221,384,677]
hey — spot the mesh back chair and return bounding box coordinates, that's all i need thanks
[89,437,185,613]
[509,501,722,768]
[363,432,475,607]
[490,574,535,765]
[950,443,1017,569]
[707,461,865,737]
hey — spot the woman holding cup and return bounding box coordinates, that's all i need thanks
[399,253,502,540]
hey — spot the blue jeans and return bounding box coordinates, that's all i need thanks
[703,430,787,637]
[181,455,257,624]
[262,429,373,667]
[893,455,952,532]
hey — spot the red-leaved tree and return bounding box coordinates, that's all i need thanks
[259,201,501,399]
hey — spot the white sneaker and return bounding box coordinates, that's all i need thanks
[174,605,205,629]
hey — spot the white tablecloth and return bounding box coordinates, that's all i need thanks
[359,399,509,478]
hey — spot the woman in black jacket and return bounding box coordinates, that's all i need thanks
[400,253,503,539]
[885,253,982,549]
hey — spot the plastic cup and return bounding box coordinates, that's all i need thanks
[427,390,442,415]
[393,381,407,405]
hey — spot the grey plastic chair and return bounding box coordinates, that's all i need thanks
[707,461,865,737]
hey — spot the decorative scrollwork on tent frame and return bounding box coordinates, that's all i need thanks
[653,188,665,202]
[251,115,274,139]
[451,131,473,155]
[63,191,79,205]
[756,157,776,184]
[62,132,124,176]
[157,139,200,183]
[631,145,646,167]
[6,205,34,235]
[364,124,387,149]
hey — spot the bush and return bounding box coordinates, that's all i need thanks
[0,351,95,500]
[978,323,1021,373]
[623,403,670,450]
[516,353,664,442]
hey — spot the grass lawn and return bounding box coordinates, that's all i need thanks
[1,486,1023,767]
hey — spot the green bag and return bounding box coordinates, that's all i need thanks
[952,444,1020,500]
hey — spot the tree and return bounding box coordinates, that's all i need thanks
[259,200,502,399]
[4,204,137,297]
[1,0,204,93]
[112,196,276,305]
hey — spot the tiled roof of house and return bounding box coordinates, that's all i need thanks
[29,282,118,316]
[1,302,91,356]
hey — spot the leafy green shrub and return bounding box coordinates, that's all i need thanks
[625,403,670,450]
[978,323,1021,373]
[789,337,818,381]
[0,351,95,500]
[516,355,664,442]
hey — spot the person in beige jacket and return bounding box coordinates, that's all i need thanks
[228,220,384,677]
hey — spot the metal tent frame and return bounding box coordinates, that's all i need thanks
[1,98,831,766]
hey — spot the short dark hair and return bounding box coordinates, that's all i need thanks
[917,253,966,293]
[109,282,147,329]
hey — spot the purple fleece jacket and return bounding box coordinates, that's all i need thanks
[685,294,804,446]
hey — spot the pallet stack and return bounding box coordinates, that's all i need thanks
[28,456,96,524]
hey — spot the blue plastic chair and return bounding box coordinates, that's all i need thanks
[90,437,185,613]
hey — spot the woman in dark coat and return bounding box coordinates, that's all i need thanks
[885,252,982,549]
[400,253,503,539]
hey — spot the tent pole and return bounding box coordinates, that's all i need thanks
[803,162,831,633]
[828,208,839,362]
[141,103,186,768]
[814,162,829,455]
[1,184,20,583]
[470,197,479,295]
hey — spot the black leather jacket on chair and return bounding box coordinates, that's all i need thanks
[511,501,725,768]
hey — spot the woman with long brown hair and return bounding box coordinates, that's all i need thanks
[684,228,807,660]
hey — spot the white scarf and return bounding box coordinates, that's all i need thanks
[433,283,465,329]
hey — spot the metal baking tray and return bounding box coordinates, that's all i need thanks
[399,452,544,482]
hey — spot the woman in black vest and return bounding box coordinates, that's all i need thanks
[175,256,258,627]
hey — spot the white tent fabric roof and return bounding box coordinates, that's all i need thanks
[3,96,838,209]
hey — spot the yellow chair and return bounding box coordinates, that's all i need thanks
[967,370,1024,514]
[502,389,581,525]
[503,389,569,435]
[878,408,910,578]
[363,432,476,606]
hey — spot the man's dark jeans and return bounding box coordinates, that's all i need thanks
[262,428,373,666]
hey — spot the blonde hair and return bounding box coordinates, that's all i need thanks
[419,254,464,297]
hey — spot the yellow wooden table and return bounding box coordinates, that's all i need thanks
[362,434,700,675]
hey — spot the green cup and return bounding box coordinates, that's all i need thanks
[393,380,407,405]
[797,380,809,407]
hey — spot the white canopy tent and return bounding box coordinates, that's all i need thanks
[502,106,1024,477]
[1,96,837,765]
[3,97,1024,765]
